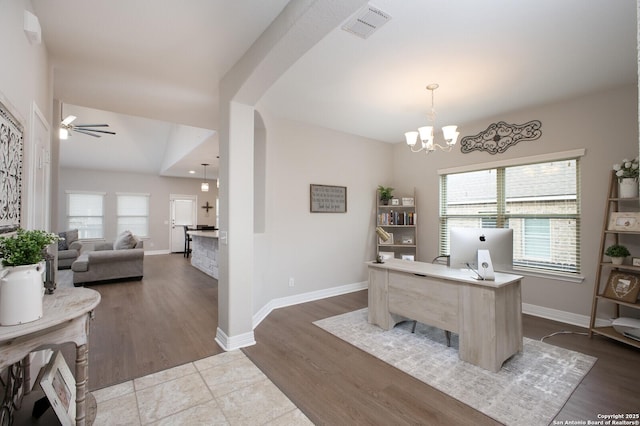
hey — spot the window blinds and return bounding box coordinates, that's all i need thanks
[440,158,580,274]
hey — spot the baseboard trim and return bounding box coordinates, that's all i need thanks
[251,283,602,332]
[144,249,171,256]
[522,303,610,328]
[253,281,368,328]
[215,327,256,351]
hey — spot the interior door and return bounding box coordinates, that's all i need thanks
[28,103,51,230]
[170,195,196,253]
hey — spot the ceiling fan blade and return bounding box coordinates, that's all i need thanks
[73,128,116,135]
[73,129,101,137]
[74,124,110,128]
[61,115,77,126]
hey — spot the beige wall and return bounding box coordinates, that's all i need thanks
[0,0,51,229]
[58,168,218,250]
[252,111,393,312]
[392,84,638,318]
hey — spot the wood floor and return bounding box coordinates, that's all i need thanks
[85,253,223,389]
[81,254,639,424]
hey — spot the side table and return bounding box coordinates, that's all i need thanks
[0,288,101,425]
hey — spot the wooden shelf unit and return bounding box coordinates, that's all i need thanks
[376,189,418,261]
[588,171,640,349]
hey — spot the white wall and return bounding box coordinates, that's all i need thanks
[58,168,218,250]
[0,0,51,228]
[392,84,638,319]
[252,111,393,312]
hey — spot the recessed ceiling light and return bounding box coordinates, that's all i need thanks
[188,170,196,174]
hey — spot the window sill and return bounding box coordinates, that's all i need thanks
[512,266,585,283]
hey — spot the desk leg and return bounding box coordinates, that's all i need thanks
[75,343,88,426]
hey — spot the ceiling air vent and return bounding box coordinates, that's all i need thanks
[342,4,391,39]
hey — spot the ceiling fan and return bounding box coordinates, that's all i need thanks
[59,107,116,139]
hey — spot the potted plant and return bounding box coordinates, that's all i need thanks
[0,228,60,325]
[604,244,630,265]
[377,185,394,205]
[613,157,639,198]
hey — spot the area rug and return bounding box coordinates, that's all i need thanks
[314,308,596,426]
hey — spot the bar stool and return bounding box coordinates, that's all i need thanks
[183,226,192,258]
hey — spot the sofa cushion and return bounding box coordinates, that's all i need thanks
[114,230,136,250]
[71,254,89,272]
[58,231,68,250]
[58,249,79,260]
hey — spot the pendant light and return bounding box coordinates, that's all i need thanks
[201,163,209,192]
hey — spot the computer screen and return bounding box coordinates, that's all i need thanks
[449,227,514,272]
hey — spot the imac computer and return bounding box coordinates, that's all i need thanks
[449,227,514,273]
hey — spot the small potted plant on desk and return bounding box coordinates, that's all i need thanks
[605,244,631,266]
[377,185,394,205]
[0,228,60,325]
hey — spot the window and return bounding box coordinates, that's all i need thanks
[117,193,150,237]
[440,154,581,275]
[67,191,105,239]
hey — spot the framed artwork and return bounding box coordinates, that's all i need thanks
[401,197,414,207]
[40,351,76,426]
[379,233,394,245]
[401,254,415,261]
[378,251,394,260]
[401,236,414,245]
[0,93,24,234]
[604,271,640,303]
[310,184,347,213]
[391,198,400,206]
[608,212,640,232]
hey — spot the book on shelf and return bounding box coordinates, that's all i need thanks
[377,211,416,226]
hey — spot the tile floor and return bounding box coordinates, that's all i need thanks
[92,350,312,425]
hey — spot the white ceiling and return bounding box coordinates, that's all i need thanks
[32,0,637,178]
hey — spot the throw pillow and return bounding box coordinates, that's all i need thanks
[113,230,136,250]
[58,231,68,250]
[66,229,79,244]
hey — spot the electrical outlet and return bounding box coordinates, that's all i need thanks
[288,277,295,287]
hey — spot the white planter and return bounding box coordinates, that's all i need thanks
[610,257,625,265]
[618,178,638,198]
[0,263,45,326]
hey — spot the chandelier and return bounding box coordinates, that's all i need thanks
[201,163,209,192]
[404,84,459,154]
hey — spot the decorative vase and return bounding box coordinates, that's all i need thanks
[0,263,45,326]
[610,257,625,265]
[618,178,638,198]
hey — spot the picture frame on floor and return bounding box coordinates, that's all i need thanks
[40,350,76,426]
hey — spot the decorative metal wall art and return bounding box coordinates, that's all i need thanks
[460,120,542,155]
[0,95,24,234]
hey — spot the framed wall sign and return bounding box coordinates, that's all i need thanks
[0,93,24,234]
[310,184,347,213]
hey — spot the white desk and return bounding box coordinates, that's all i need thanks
[368,259,523,372]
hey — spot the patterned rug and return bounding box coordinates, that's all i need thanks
[314,308,596,426]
